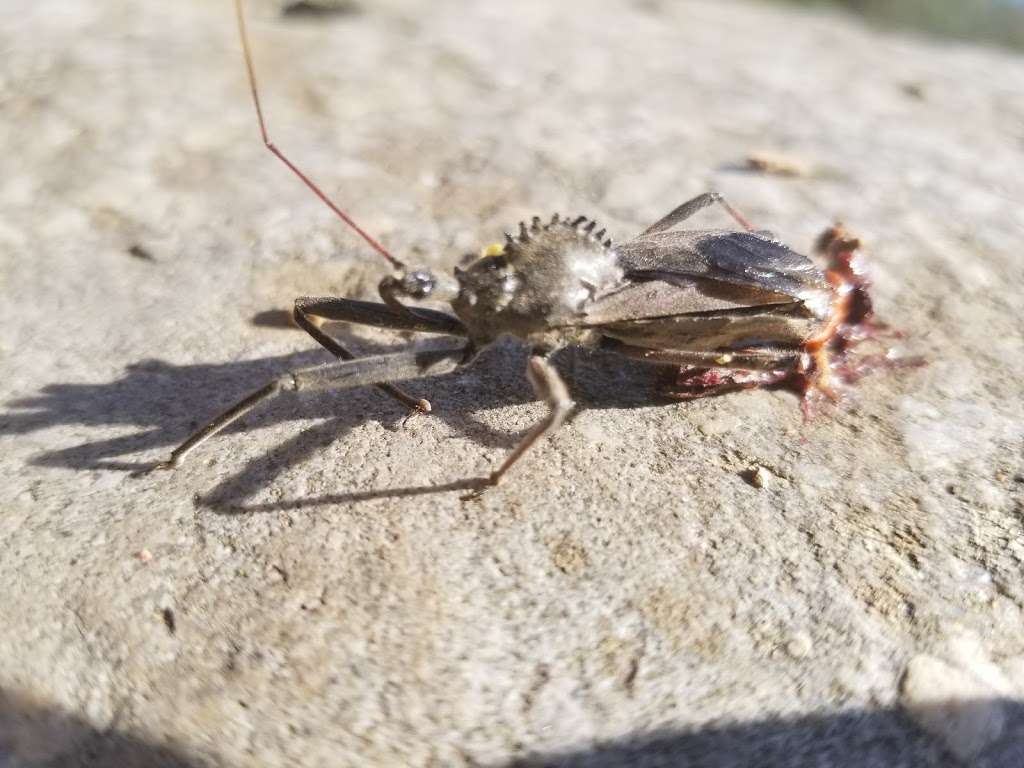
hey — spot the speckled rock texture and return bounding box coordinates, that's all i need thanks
[2,1,1023,766]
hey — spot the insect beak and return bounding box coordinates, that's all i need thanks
[422,270,459,304]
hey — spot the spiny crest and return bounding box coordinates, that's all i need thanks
[502,213,615,257]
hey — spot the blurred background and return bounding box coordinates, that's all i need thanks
[772,0,1024,50]
[2,1,1023,767]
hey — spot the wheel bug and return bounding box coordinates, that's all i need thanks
[149,0,893,489]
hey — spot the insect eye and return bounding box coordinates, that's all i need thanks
[402,270,435,299]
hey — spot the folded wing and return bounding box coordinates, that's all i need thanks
[573,229,831,353]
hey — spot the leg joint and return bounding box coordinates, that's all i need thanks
[276,372,299,392]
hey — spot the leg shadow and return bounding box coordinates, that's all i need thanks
[490,700,1024,768]
[0,688,207,768]
[3,333,671,507]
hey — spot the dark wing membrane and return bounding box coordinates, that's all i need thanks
[616,229,829,301]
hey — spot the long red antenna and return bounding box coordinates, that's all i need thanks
[232,0,404,270]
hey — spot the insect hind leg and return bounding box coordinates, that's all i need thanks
[641,191,754,236]
[142,341,467,473]
[660,366,798,400]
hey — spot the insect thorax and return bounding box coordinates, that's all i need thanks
[451,215,623,349]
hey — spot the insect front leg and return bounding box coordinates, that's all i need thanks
[144,341,468,472]
[641,191,754,235]
[295,297,465,337]
[294,295,467,414]
[293,297,430,413]
[485,355,574,487]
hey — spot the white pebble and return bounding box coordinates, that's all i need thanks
[748,465,773,489]
[785,631,813,659]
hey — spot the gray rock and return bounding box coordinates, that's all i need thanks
[1,0,1023,766]
[901,654,1006,762]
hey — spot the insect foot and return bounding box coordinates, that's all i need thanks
[136,374,301,476]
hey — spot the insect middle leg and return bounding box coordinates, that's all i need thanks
[641,191,754,235]
[293,297,434,413]
[147,341,468,471]
[486,355,574,486]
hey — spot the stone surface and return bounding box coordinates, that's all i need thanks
[1,0,1023,766]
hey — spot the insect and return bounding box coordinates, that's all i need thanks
[149,0,888,490]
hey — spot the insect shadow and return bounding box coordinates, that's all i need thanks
[489,700,1024,768]
[0,685,207,768]
[3,329,662,508]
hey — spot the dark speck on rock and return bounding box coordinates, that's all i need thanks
[161,607,176,636]
[282,0,361,19]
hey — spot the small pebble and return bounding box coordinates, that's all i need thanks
[786,631,813,659]
[135,549,153,563]
[747,465,772,489]
[745,151,810,177]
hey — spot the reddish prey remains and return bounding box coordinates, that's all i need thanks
[664,222,912,414]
